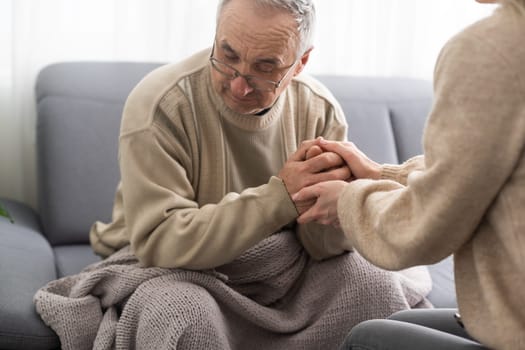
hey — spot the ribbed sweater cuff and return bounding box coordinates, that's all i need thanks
[380,156,424,186]
[380,164,406,183]
[268,176,300,221]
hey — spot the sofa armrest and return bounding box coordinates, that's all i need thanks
[0,199,59,349]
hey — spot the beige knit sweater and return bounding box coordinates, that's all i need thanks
[338,7,525,350]
[90,48,352,269]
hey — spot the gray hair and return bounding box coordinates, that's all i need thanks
[216,0,316,57]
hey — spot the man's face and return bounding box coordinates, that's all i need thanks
[211,0,305,115]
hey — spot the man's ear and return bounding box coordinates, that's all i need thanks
[294,47,313,76]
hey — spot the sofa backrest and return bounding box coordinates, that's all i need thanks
[317,75,432,164]
[35,62,161,245]
[35,62,433,245]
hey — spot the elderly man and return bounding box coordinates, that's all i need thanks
[34,0,431,349]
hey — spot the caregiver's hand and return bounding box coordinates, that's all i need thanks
[318,139,381,180]
[292,180,348,226]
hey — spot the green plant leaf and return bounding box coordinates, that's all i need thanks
[0,203,14,223]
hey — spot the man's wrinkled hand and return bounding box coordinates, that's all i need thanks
[278,139,352,215]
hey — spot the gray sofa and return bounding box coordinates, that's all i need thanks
[0,62,456,350]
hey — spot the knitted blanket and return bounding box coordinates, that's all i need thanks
[34,230,432,350]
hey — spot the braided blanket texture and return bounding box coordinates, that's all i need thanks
[34,230,431,349]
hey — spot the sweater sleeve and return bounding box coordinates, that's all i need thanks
[119,127,298,270]
[337,30,525,270]
[380,156,425,185]
[296,102,355,260]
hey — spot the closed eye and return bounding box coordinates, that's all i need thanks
[254,62,275,74]
[219,43,240,63]
[223,55,240,64]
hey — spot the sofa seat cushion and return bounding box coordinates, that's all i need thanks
[0,200,59,350]
[54,245,101,278]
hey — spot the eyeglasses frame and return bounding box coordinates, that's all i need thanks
[209,43,298,92]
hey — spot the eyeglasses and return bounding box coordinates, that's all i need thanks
[209,45,298,92]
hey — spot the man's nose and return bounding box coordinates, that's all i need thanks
[230,75,254,97]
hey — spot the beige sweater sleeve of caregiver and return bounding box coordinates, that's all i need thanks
[337,8,525,269]
[337,8,525,349]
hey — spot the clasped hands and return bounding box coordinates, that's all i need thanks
[278,137,380,227]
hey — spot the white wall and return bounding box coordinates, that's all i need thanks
[310,1,496,78]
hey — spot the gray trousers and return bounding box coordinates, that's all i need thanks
[340,309,489,350]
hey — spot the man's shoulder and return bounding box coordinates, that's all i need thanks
[120,48,211,135]
[291,73,341,111]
